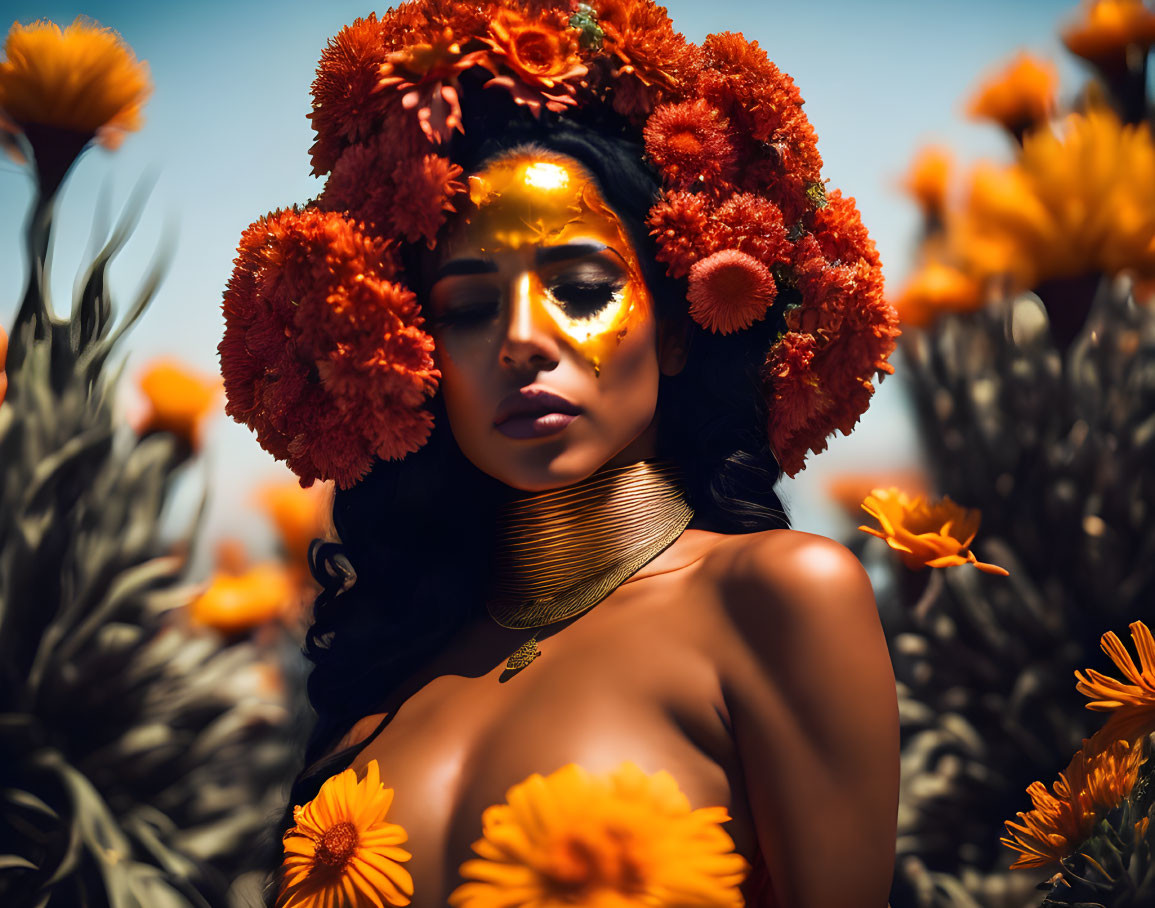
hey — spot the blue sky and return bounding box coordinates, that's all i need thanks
[0,1,1089,567]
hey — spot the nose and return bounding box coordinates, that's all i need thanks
[499,272,561,373]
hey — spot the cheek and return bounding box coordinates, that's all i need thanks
[585,320,661,428]
[433,334,498,431]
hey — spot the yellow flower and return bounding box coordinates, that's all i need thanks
[890,261,985,328]
[965,52,1058,136]
[1062,0,1155,70]
[136,358,222,450]
[858,487,1010,575]
[449,761,748,908]
[255,478,333,575]
[1075,621,1155,746]
[1001,736,1146,869]
[953,108,1155,291]
[900,145,953,220]
[0,16,150,148]
[825,468,930,520]
[189,562,297,636]
[279,760,414,908]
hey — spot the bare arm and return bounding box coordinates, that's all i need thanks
[717,531,899,908]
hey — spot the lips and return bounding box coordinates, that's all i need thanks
[494,387,583,439]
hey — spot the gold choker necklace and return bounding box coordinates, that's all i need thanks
[486,460,694,671]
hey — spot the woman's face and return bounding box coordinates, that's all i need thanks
[427,151,666,491]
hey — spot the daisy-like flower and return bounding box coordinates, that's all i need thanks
[825,468,930,521]
[965,52,1058,140]
[279,760,414,908]
[687,250,777,335]
[482,8,587,116]
[0,17,151,190]
[449,761,748,908]
[857,487,1010,575]
[900,146,953,222]
[1075,621,1155,746]
[378,27,494,144]
[1062,0,1155,72]
[135,358,222,451]
[891,261,984,328]
[1000,736,1146,869]
[218,206,439,489]
[190,561,297,636]
[643,99,738,189]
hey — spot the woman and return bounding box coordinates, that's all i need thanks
[220,2,901,905]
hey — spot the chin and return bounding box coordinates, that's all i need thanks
[467,434,618,493]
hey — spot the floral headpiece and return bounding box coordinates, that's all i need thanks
[219,0,900,488]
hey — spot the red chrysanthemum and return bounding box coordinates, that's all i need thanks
[643,99,737,189]
[809,189,880,270]
[687,249,777,334]
[322,122,465,246]
[598,0,698,118]
[308,14,392,177]
[763,230,898,476]
[713,193,791,267]
[219,207,439,489]
[481,8,587,115]
[646,189,716,278]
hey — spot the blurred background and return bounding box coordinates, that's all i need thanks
[0,0,1090,571]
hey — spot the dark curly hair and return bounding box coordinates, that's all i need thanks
[262,79,793,893]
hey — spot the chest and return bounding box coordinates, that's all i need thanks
[346,581,753,906]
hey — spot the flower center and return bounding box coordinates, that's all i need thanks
[669,130,704,156]
[315,821,358,868]
[544,831,646,896]
[514,30,556,71]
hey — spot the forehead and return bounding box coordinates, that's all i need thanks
[443,151,630,256]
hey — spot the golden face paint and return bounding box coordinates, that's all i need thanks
[457,153,652,374]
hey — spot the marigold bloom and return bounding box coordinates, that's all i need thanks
[891,261,984,328]
[643,99,737,189]
[686,250,776,335]
[1075,621,1155,746]
[1062,0,1155,71]
[449,761,748,908]
[218,207,439,489]
[598,0,697,117]
[279,760,414,908]
[900,146,953,219]
[136,358,222,450]
[190,562,297,635]
[966,52,1058,136]
[954,109,1155,290]
[0,17,151,150]
[857,487,1010,575]
[255,478,332,574]
[1000,737,1146,869]
[646,189,711,278]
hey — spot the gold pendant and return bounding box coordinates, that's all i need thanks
[505,635,541,672]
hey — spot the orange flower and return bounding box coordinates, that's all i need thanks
[218,207,439,489]
[279,760,413,908]
[646,189,711,278]
[482,8,587,116]
[643,99,737,189]
[891,261,984,328]
[900,146,953,220]
[687,250,776,335]
[255,478,333,575]
[1000,736,1146,869]
[0,17,151,148]
[824,468,930,520]
[965,52,1057,137]
[136,358,222,450]
[953,109,1155,290]
[857,487,1010,575]
[190,561,296,635]
[1075,621,1155,746]
[1062,0,1155,71]
[449,761,748,908]
[598,0,697,118]
[378,27,494,144]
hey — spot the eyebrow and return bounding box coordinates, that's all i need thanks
[435,241,616,281]
[435,258,499,280]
